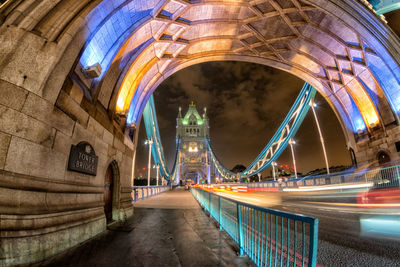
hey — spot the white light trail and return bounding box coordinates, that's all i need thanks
[282,182,373,192]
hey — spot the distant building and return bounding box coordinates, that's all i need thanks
[176,102,215,184]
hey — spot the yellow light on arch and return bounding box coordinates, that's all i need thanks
[116,57,158,113]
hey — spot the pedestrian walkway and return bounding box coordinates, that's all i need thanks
[133,186,199,209]
[36,188,253,267]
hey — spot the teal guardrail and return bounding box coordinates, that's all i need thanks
[190,187,319,267]
[132,185,169,202]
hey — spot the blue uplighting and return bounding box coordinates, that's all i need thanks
[350,96,367,132]
[126,88,144,125]
[79,1,152,77]
[355,118,367,132]
[368,61,400,114]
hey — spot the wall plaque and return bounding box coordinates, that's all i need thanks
[68,142,98,176]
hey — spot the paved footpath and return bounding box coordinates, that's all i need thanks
[36,188,254,267]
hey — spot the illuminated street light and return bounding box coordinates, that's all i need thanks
[272,161,277,181]
[289,138,297,179]
[145,137,153,186]
[156,164,160,186]
[152,164,160,186]
[310,100,330,174]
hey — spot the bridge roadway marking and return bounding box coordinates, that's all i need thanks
[38,188,254,267]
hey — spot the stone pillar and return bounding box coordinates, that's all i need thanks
[354,127,400,166]
[0,27,135,266]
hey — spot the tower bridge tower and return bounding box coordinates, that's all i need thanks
[176,102,213,184]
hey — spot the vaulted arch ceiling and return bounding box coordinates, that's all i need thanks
[2,0,400,144]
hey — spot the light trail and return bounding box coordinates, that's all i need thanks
[282,182,373,192]
[302,201,400,209]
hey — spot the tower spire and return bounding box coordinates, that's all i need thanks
[178,106,182,118]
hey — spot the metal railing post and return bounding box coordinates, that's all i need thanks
[237,203,244,255]
[219,196,222,230]
[190,186,319,266]
[308,218,319,267]
[208,191,211,216]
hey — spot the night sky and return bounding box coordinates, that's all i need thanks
[134,61,351,178]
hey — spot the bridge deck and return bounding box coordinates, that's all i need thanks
[38,188,253,267]
[133,186,199,209]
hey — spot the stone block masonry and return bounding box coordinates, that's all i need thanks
[0,60,134,266]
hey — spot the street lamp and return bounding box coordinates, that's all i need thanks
[156,164,160,186]
[145,137,153,186]
[289,138,298,179]
[310,100,330,174]
[272,161,277,181]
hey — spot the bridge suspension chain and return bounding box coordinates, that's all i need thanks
[207,83,316,181]
[206,137,237,181]
[142,95,170,180]
[169,137,181,185]
[143,95,182,184]
[143,83,316,183]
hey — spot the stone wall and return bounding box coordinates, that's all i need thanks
[355,125,400,166]
[0,75,134,266]
[0,61,134,267]
[0,1,136,265]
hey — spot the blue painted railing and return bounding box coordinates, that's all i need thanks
[190,187,319,267]
[247,164,400,190]
[132,185,169,202]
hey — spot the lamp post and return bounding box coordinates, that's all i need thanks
[272,161,277,181]
[310,100,330,174]
[156,164,160,186]
[145,137,153,186]
[289,138,298,179]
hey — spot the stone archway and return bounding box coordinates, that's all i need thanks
[64,0,400,165]
[104,164,114,222]
[184,170,206,184]
[104,160,121,223]
[1,0,400,265]
[349,147,357,167]
[377,150,391,165]
[0,0,399,165]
